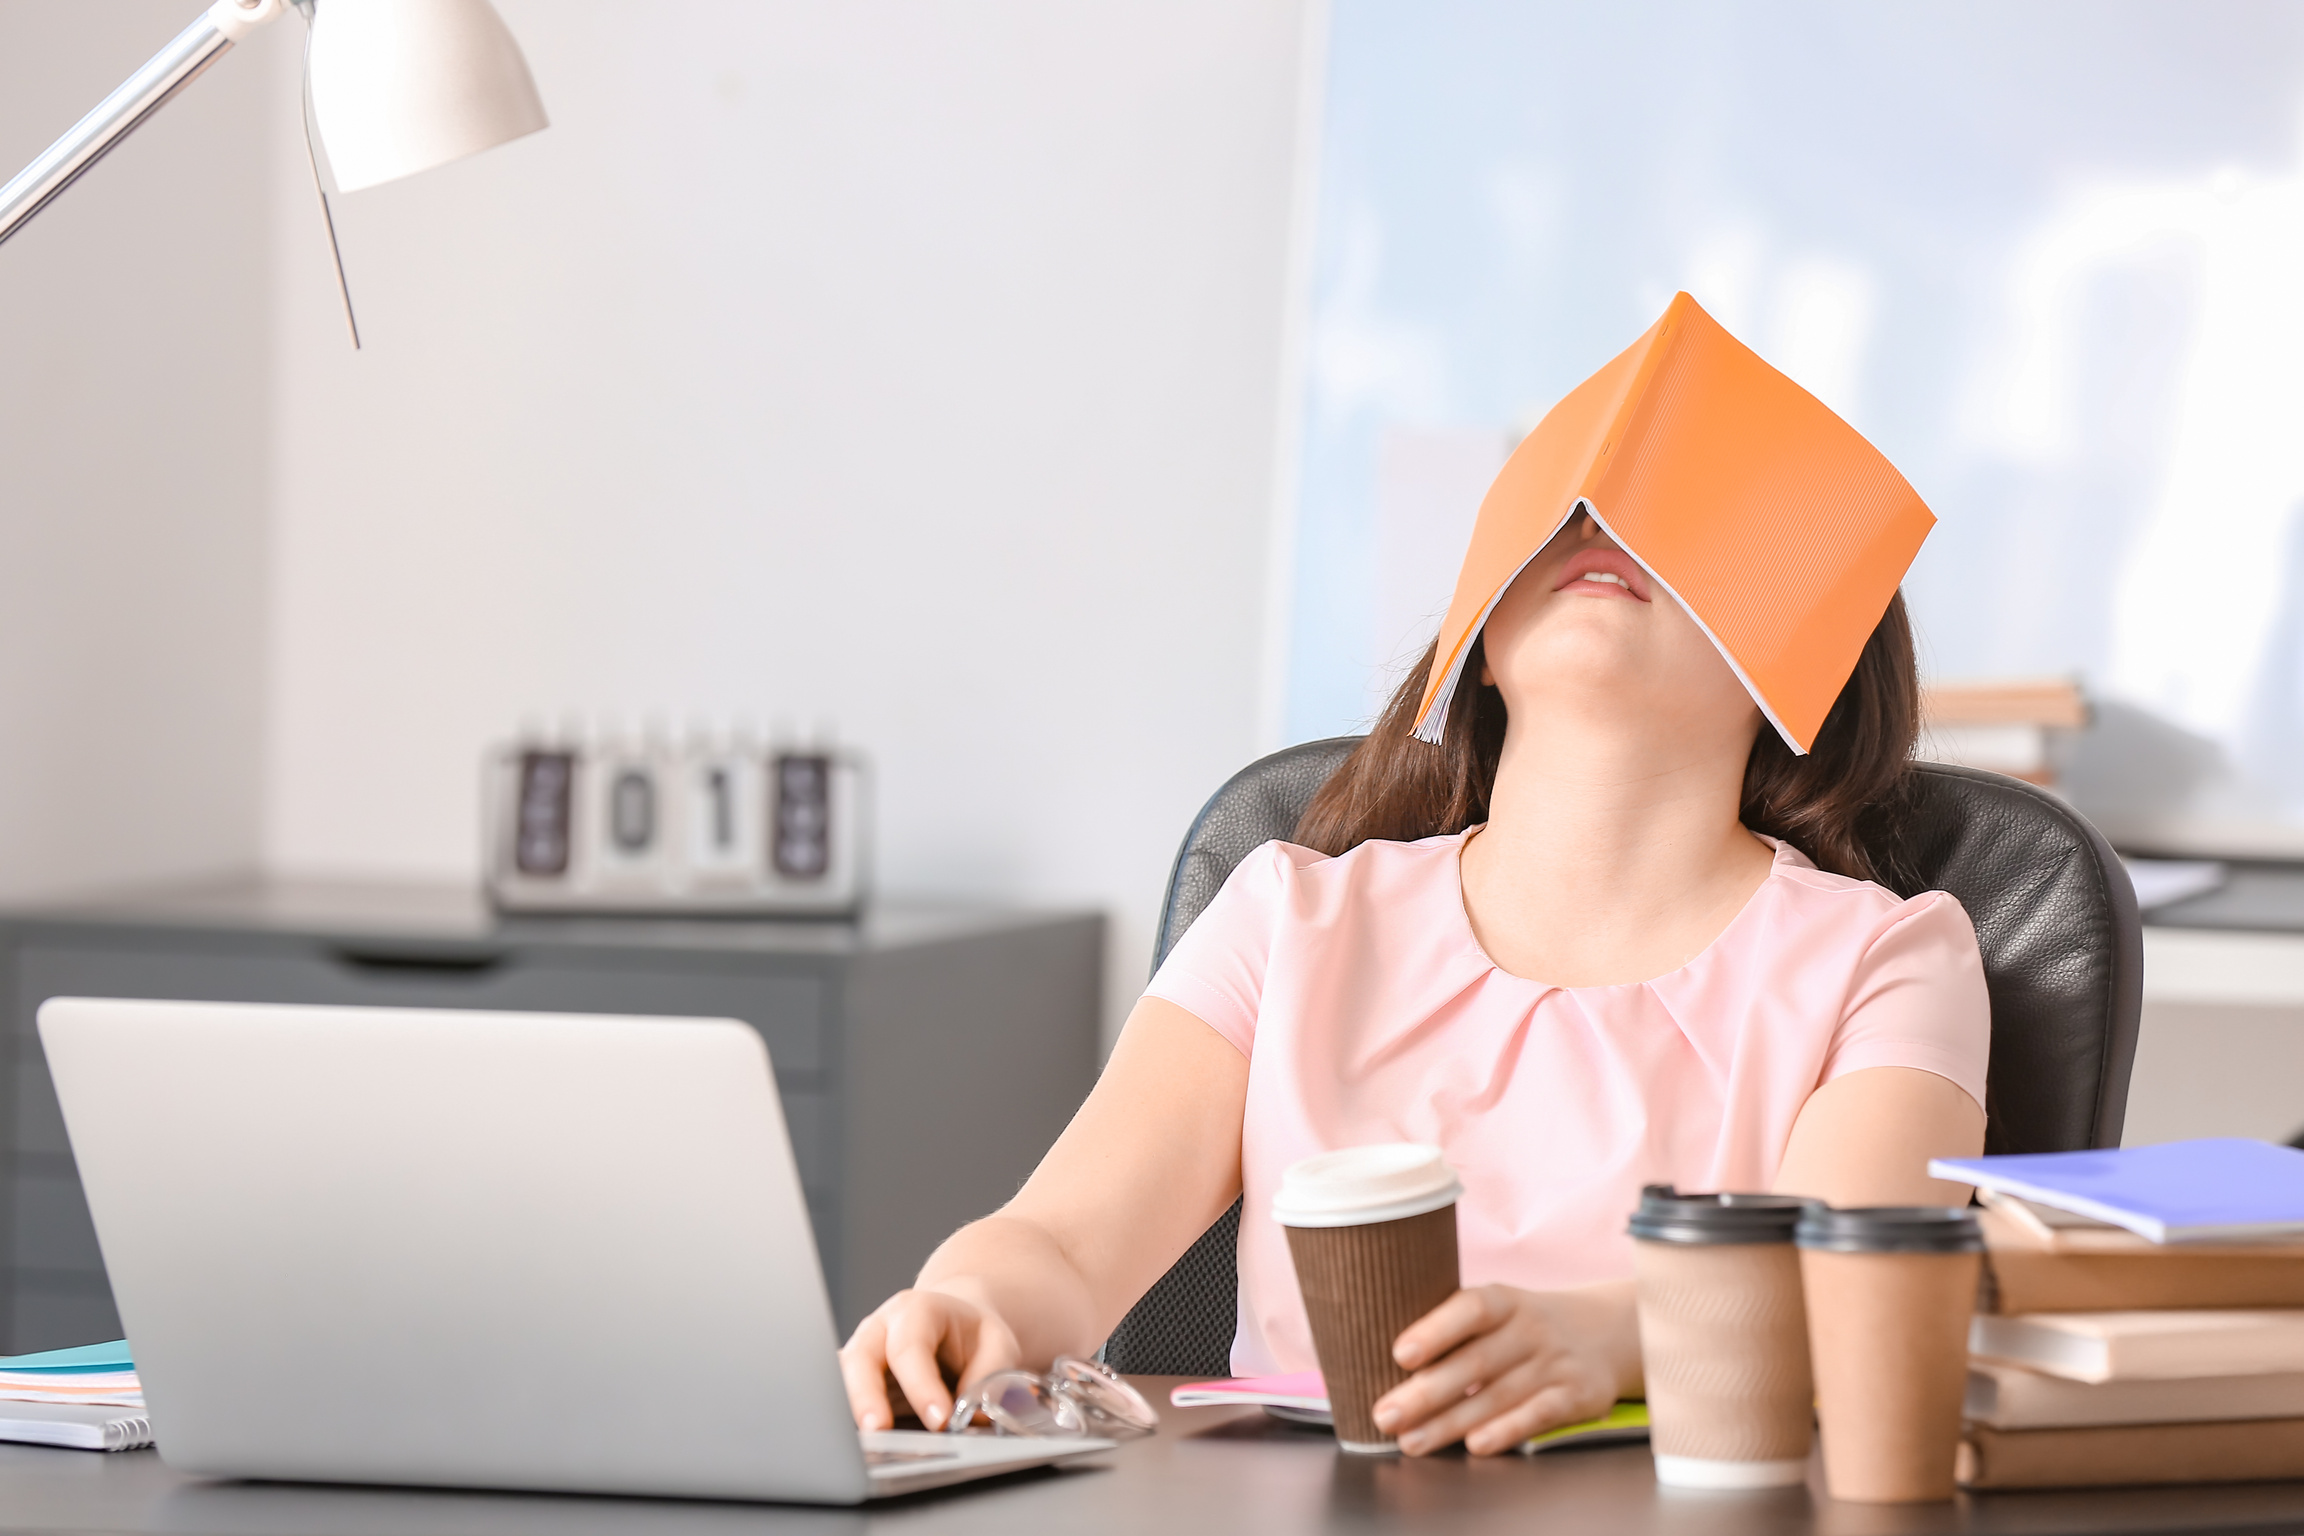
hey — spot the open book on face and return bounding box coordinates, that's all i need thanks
[1414,290,1935,754]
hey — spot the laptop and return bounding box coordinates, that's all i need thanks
[35,997,1115,1503]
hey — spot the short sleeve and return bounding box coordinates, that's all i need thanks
[1819,891,1991,1112]
[1142,841,1302,1056]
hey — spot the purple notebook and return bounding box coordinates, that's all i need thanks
[1930,1139,2304,1243]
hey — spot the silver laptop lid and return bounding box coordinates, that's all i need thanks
[37,998,873,1504]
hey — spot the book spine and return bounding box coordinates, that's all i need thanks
[1959,1418,2304,1489]
[1952,1174,2165,1241]
[1969,1316,2106,1382]
[2116,1327,2304,1381]
[1985,1250,2304,1315]
[1581,312,1684,514]
[1976,1313,2304,1382]
[1973,1366,2304,1430]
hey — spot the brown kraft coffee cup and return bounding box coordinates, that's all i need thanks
[1796,1204,1984,1503]
[1275,1144,1462,1454]
[1628,1186,1814,1488]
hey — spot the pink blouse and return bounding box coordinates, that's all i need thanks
[1145,829,1990,1377]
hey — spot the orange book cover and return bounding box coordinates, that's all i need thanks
[1415,292,1936,753]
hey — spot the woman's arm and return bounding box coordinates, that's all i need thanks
[839,995,1246,1429]
[1772,1064,1985,1206]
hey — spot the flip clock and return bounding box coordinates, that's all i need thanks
[484,735,869,915]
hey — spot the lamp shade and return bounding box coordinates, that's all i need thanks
[308,0,547,193]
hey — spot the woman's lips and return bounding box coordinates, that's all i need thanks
[1554,549,1651,601]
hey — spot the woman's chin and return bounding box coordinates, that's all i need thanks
[1494,622,1750,729]
[1495,637,1663,700]
[1508,679,1750,743]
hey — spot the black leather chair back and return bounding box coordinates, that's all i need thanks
[1103,736,2144,1375]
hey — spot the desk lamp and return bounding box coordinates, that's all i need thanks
[0,0,546,345]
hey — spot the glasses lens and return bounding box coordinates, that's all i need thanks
[1047,1357,1160,1438]
[972,1371,1067,1437]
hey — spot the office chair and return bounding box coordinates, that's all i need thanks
[1102,736,2145,1376]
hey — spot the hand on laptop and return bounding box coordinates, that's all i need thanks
[842,1288,1023,1431]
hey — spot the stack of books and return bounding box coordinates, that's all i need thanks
[1917,677,2086,789]
[0,1340,149,1452]
[1934,1139,2304,1490]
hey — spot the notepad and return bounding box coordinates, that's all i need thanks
[1169,1372,1330,1414]
[0,1341,142,1408]
[0,1400,151,1452]
[1931,1139,2304,1243]
[1170,1373,1649,1452]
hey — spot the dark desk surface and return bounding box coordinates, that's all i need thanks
[0,874,1083,959]
[2144,861,2304,934]
[2,1379,2303,1536]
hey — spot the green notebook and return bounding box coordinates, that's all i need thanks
[1524,1401,1649,1454]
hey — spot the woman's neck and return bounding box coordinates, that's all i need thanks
[1458,716,1774,987]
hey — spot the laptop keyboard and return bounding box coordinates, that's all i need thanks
[865,1448,961,1466]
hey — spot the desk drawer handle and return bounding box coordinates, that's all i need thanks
[327,947,508,977]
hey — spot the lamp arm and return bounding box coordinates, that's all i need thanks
[0,0,285,252]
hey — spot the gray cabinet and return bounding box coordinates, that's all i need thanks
[0,880,1103,1353]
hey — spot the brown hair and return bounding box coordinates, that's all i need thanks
[1293,591,1921,887]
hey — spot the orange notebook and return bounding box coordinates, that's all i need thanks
[1414,292,1936,754]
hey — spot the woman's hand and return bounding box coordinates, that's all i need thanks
[835,997,1246,1434]
[839,1288,1023,1431]
[1370,1282,1638,1456]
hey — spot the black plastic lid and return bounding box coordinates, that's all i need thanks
[1626,1185,1808,1245]
[1794,1204,1983,1255]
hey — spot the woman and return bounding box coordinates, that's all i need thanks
[853,278,1990,1450]
[841,497,1988,1454]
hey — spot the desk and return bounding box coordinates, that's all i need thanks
[2103,864,2304,1146]
[0,1380,2299,1535]
[0,878,1103,1350]
[2124,860,2304,1144]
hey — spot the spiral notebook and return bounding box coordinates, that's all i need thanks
[0,1341,150,1451]
[0,1401,151,1452]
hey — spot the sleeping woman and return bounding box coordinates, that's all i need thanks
[840,322,1989,1458]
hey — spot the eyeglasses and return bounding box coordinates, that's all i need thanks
[943,1356,1159,1440]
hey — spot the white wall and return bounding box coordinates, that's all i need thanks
[260,2,1310,1029]
[0,3,276,899]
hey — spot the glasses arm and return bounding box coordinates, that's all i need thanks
[0,0,285,252]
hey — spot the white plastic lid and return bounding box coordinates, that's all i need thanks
[1271,1143,1462,1228]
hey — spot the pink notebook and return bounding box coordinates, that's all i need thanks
[1169,1373,1650,1451]
[1170,1371,1328,1413]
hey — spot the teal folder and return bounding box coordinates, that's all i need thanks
[0,1341,133,1375]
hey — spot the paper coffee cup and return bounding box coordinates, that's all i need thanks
[1275,1144,1462,1454]
[1627,1186,1814,1489]
[1796,1205,1983,1503]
